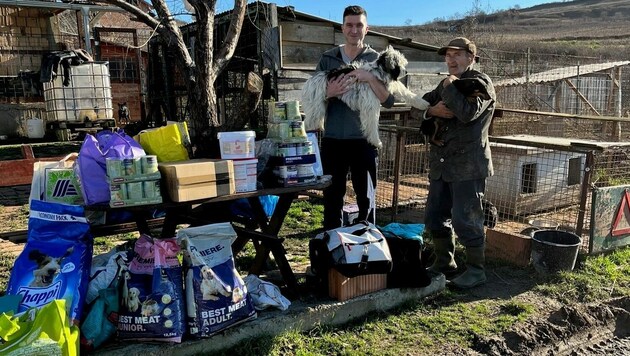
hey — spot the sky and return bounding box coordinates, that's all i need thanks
[214,0,556,26]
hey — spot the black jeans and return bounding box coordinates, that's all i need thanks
[321,138,378,230]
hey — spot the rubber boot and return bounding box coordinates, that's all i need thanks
[427,231,458,276]
[449,246,486,289]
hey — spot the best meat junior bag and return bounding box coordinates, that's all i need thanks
[117,235,185,343]
[6,200,93,324]
[177,223,256,338]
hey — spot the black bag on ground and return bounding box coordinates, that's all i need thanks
[385,236,431,288]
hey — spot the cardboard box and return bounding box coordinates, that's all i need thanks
[328,268,387,302]
[486,229,532,267]
[158,159,235,202]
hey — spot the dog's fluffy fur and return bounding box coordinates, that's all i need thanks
[302,46,429,147]
[200,266,232,301]
[28,247,74,287]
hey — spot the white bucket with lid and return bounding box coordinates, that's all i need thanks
[27,118,45,139]
[218,131,256,159]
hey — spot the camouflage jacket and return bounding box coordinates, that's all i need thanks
[421,69,496,182]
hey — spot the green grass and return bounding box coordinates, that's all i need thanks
[534,247,630,303]
[212,200,630,355]
[215,295,535,355]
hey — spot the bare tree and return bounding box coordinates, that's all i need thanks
[98,0,247,156]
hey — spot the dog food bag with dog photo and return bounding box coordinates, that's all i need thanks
[6,200,93,324]
[117,234,185,343]
[177,222,257,338]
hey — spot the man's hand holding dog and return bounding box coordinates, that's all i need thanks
[326,74,353,100]
[427,101,455,119]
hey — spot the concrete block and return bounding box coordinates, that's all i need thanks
[486,228,532,267]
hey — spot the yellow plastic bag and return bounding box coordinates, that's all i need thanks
[136,122,190,162]
[0,299,79,356]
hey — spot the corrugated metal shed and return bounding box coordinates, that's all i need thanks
[495,61,630,87]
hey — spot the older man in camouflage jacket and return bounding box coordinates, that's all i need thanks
[420,37,496,289]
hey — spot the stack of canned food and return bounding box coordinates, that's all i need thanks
[106,155,163,207]
[265,100,318,186]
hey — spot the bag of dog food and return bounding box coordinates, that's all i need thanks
[177,222,257,338]
[116,234,185,343]
[6,200,93,324]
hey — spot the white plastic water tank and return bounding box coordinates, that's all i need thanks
[27,118,45,139]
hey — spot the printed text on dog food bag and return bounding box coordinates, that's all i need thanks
[201,299,248,326]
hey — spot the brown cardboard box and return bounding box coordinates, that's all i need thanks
[158,159,236,202]
[486,229,532,267]
[328,268,387,302]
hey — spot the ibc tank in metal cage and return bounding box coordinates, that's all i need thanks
[43,62,113,123]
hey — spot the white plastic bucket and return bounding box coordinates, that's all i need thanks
[27,118,45,139]
[218,131,256,159]
[233,158,258,192]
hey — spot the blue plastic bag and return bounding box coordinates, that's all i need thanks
[378,223,425,242]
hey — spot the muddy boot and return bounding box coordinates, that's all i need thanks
[450,246,486,289]
[427,231,458,276]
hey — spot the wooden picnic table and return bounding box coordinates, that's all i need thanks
[87,177,332,295]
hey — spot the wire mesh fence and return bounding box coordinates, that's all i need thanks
[372,107,630,253]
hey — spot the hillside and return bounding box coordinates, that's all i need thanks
[373,0,630,60]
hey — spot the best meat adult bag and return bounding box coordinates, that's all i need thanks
[117,235,185,343]
[6,200,93,323]
[177,223,256,338]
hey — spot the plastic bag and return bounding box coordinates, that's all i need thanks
[76,131,145,206]
[243,274,290,311]
[136,122,190,162]
[0,299,79,356]
[29,152,82,205]
[378,223,425,242]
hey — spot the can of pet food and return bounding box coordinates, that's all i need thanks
[277,122,290,139]
[286,100,301,120]
[278,143,297,157]
[143,180,160,199]
[297,164,314,177]
[110,183,127,202]
[275,165,298,178]
[123,158,140,176]
[126,181,143,200]
[106,158,124,178]
[296,141,313,155]
[273,102,287,120]
[290,121,305,138]
[142,155,159,174]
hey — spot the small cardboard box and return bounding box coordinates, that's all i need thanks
[328,268,387,302]
[158,159,235,202]
[486,229,532,267]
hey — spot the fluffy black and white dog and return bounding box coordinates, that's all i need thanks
[302,46,429,148]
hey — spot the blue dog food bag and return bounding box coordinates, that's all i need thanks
[6,200,93,323]
[117,234,185,343]
[177,222,257,338]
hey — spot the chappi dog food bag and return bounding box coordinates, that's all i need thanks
[177,222,256,337]
[117,235,185,342]
[7,200,93,323]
